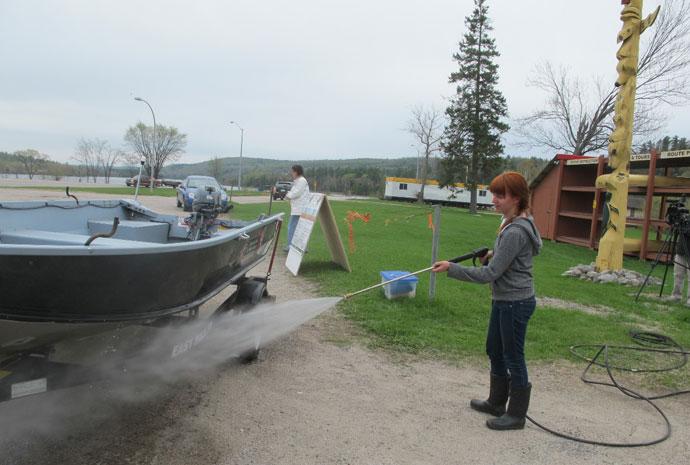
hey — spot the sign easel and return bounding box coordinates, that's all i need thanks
[285,193,351,276]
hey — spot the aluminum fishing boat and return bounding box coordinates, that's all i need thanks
[0,194,282,358]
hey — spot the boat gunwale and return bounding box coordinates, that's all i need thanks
[0,199,284,256]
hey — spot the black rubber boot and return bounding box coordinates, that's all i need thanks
[486,383,531,430]
[470,373,510,417]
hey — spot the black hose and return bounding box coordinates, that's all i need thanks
[526,332,689,447]
[66,186,79,205]
[85,217,120,245]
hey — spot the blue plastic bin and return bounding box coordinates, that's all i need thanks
[380,271,419,300]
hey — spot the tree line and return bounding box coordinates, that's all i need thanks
[208,162,416,196]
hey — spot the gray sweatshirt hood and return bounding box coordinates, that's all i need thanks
[503,215,542,257]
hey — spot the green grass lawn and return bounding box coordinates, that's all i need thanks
[231,199,690,369]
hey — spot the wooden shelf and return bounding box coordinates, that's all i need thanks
[559,211,594,220]
[625,218,668,227]
[561,186,597,192]
[556,235,591,247]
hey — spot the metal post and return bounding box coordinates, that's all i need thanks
[151,109,156,193]
[429,205,441,300]
[134,156,145,202]
[231,121,244,190]
[134,97,156,193]
[416,151,420,179]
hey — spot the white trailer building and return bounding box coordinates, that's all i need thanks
[384,177,493,208]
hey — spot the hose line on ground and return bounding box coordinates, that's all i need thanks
[526,332,690,447]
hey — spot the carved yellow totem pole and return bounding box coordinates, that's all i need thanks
[595,0,660,271]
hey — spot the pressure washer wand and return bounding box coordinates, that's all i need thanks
[343,247,488,300]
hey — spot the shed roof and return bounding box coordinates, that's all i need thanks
[528,154,597,190]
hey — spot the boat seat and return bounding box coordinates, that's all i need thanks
[0,229,153,247]
[88,220,169,244]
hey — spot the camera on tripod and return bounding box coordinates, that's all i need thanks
[635,195,690,302]
[665,194,690,232]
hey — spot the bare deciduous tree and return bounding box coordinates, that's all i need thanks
[123,122,187,179]
[13,149,49,179]
[407,105,445,202]
[209,155,224,180]
[516,0,690,156]
[99,144,124,184]
[72,138,103,182]
[73,138,124,183]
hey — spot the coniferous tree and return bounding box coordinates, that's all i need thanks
[637,135,690,153]
[440,0,509,214]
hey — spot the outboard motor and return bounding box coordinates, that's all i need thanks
[192,186,223,214]
[187,186,224,240]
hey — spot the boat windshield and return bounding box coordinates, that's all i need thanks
[188,178,222,190]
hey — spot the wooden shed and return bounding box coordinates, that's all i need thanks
[529,150,690,260]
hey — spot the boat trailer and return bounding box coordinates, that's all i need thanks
[0,274,276,403]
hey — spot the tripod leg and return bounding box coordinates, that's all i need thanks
[660,262,671,297]
[635,229,674,302]
[660,230,680,297]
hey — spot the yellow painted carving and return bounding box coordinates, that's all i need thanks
[596,0,659,271]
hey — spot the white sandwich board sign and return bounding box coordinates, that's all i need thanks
[285,193,351,276]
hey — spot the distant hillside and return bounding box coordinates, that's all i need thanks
[161,156,422,195]
[162,156,420,182]
[1,149,549,196]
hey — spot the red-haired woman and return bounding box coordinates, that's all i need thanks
[432,171,542,430]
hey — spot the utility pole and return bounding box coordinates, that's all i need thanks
[230,121,244,190]
[429,205,441,300]
[134,97,157,192]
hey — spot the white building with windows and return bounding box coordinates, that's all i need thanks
[384,177,493,208]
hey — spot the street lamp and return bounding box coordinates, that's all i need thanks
[134,97,157,192]
[230,121,244,190]
[411,144,419,179]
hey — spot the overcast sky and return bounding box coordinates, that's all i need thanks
[1,0,685,164]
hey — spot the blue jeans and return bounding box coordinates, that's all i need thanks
[486,296,536,387]
[285,215,300,251]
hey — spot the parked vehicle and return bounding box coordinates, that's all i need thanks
[177,175,231,212]
[273,181,292,200]
[161,179,183,188]
[126,175,162,188]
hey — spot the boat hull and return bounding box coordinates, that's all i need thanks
[0,219,279,323]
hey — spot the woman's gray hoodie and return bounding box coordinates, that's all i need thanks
[448,215,542,301]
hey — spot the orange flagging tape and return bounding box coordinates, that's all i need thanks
[428,212,434,231]
[345,219,355,252]
[347,211,370,223]
[344,211,371,253]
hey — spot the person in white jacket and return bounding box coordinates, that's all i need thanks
[278,165,309,252]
